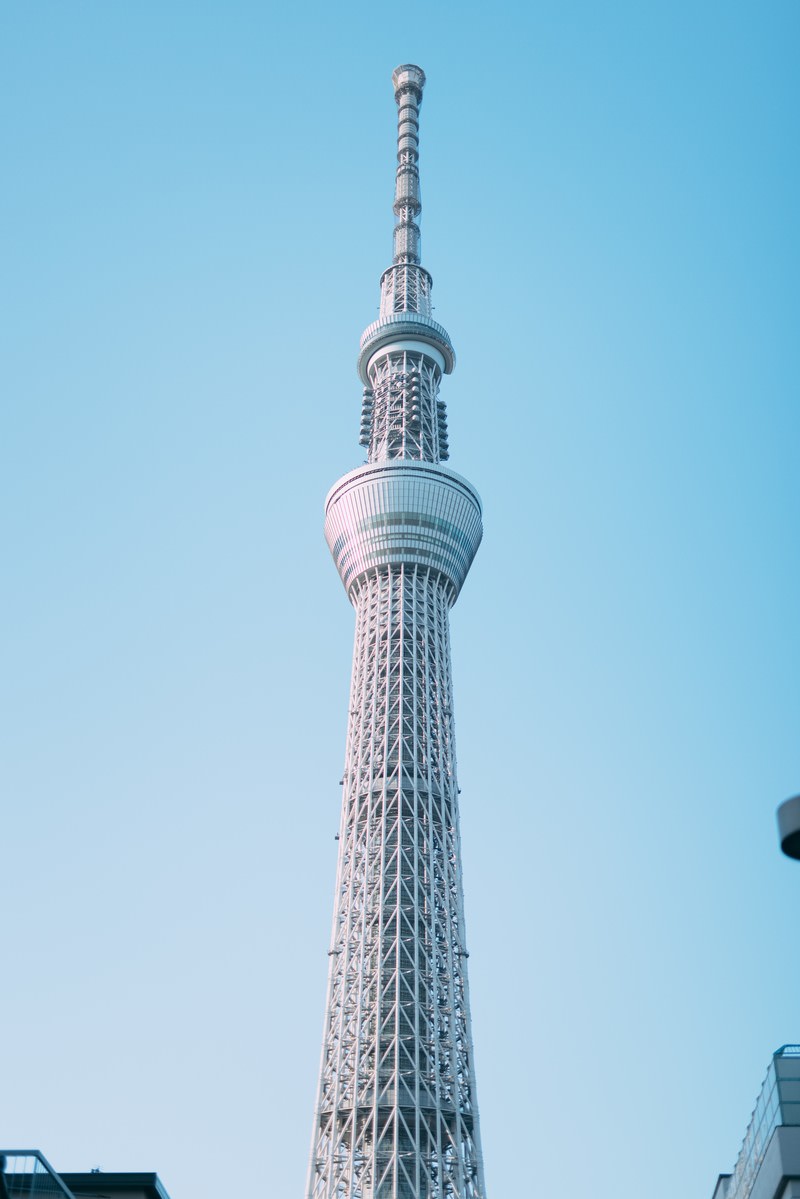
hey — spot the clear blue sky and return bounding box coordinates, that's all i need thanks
[2,3,798,1197]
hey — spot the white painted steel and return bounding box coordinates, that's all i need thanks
[358,315,455,384]
[306,64,488,1199]
[366,343,446,377]
[324,462,482,601]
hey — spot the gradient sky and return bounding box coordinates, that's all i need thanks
[2,3,798,1198]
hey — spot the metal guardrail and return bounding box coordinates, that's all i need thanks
[0,1152,76,1198]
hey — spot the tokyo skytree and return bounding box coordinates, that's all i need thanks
[306,65,487,1199]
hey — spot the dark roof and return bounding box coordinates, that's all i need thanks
[59,1173,171,1199]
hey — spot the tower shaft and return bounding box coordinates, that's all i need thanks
[307,66,487,1199]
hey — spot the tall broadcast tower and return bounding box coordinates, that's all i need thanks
[306,65,487,1199]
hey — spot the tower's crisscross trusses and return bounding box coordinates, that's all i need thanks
[307,65,487,1199]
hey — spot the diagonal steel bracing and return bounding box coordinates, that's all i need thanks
[306,65,488,1199]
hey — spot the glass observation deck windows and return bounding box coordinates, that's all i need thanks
[324,461,482,601]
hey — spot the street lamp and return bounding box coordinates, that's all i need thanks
[777,795,800,860]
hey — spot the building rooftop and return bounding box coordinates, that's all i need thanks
[0,1152,171,1199]
[720,1046,800,1199]
[60,1172,171,1199]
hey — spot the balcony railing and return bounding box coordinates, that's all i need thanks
[0,1151,75,1198]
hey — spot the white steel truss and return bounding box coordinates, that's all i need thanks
[366,352,446,464]
[379,265,433,319]
[307,65,487,1199]
[308,566,486,1199]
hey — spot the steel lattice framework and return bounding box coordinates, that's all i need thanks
[306,65,487,1199]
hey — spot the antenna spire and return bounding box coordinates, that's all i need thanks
[376,65,435,319]
[357,65,455,462]
[391,63,425,266]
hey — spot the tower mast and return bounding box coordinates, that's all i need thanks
[307,65,487,1199]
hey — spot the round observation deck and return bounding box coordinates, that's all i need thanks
[358,313,455,383]
[324,460,482,601]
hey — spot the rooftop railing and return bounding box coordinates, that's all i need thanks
[0,1152,75,1198]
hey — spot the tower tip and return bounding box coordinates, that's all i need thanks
[392,64,426,98]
